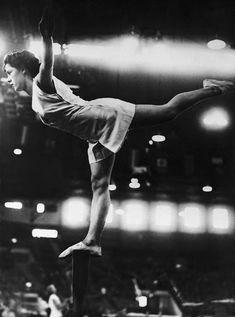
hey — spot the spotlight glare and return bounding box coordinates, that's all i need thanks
[138,296,147,307]
[63,37,234,76]
[32,229,58,238]
[120,35,139,49]
[36,203,45,213]
[152,134,166,142]
[25,282,32,288]
[115,208,124,215]
[0,36,6,54]
[109,184,117,191]
[52,43,62,55]
[4,202,23,209]
[207,39,226,50]
[29,40,42,57]
[179,204,206,233]
[150,202,177,232]
[201,108,230,130]
[208,206,233,233]
[212,209,229,228]
[13,148,22,155]
[121,200,149,231]
[29,40,61,56]
[202,185,213,192]
[65,43,105,60]
[129,178,141,189]
[61,198,89,228]
[129,183,140,189]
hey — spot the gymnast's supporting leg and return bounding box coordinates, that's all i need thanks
[130,84,231,128]
[72,250,90,316]
[82,154,115,248]
[59,154,115,257]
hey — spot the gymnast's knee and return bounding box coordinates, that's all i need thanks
[163,102,178,120]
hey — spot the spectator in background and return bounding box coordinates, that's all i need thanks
[1,306,15,317]
[46,284,62,317]
[38,295,49,317]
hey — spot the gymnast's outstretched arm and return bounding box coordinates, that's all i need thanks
[37,7,56,94]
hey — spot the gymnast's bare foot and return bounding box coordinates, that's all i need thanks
[58,241,102,258]
[203,79,234,94]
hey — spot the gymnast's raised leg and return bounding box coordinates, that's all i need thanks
[130,79,234,128]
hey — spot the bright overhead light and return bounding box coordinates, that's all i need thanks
[25,282,32,288]
[129,183,140,189]
[129,178,141,189]
[202,185,213,192]
[152,134,166,142]
[120,200,149,231]
[137,296,147,307]
[13,148,22,155]
[109,184,117,191]
[36,203,45,213]
[208,206,233,234]
[207,39,226,50]
[4,201,23,209]
[211,208,229,229]
[201,107,230,130]
[150,201,178,232]
[61,198,89,228]
[179,204,206,233]
[32,228,58,238]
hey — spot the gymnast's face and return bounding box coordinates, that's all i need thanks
[5,63,26,92]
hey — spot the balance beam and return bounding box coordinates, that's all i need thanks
[72,250,90,316]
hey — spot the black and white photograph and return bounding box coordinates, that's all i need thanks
[0,0,234,316]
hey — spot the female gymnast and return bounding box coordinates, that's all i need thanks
[3,9,234,258]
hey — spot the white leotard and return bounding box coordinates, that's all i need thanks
[32,76,135,163]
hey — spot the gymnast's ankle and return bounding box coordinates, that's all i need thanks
[82,238,100,247]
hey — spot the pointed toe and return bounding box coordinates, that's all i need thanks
[203,79,234,94]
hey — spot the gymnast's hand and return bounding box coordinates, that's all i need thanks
[39,6,54,38]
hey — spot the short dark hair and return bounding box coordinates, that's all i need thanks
[3,50,40,78]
